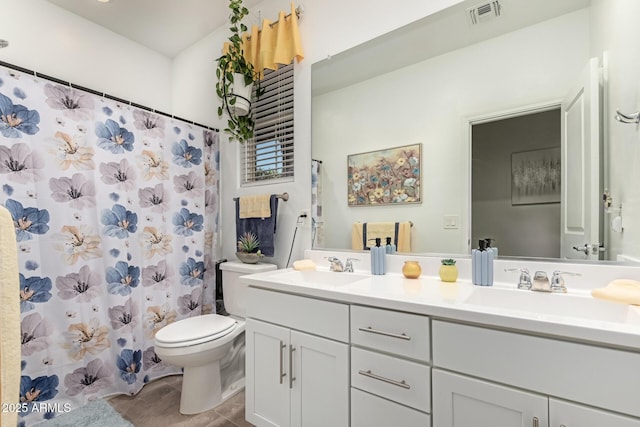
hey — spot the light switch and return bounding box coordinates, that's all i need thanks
[443,215,459,229]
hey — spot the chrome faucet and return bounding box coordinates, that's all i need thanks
[550,271,581,293]
[506,268,580,293]
[344,257,359,272]
[532,271,550,292]
[504,268,532,290]
[326,256,359,272]
[326,257,345,272]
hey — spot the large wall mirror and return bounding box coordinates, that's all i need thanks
[311,0,640,264]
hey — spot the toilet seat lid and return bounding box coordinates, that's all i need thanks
[155,314,237,345]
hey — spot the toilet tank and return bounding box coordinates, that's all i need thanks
[219,261,277,317]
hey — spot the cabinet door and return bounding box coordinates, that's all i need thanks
[246,319,291,427]
[433,369,549,427]
[290,330,349,427]
[550,399,640,427]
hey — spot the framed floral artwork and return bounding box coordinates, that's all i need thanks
[347,143,422,206]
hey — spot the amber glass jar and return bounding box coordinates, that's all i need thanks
[402,261,422,279]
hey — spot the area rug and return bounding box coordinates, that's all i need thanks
[34,399,133,427]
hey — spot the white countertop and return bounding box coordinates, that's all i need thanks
[240,268,640,351]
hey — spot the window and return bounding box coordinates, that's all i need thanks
[240,62,294,184]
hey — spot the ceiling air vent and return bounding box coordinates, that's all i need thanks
[467,1,502,25]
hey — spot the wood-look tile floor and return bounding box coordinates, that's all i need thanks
[108,375,254,427]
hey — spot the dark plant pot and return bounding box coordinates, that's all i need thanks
[236,251,264,264]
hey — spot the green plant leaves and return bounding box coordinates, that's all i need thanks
[216,0,260,144]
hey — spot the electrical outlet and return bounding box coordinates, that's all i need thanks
[298,209,310,228]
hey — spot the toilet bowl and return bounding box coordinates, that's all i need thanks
[154,261,277,414]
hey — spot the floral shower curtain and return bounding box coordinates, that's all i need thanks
[0,66,220,426]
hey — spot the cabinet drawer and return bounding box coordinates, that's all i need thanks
[351,387,430,427]
[247,287,349,342]
[433,320,640,418]
[351,347,431,413]
[550,398,640,427]
[350,305,430,361]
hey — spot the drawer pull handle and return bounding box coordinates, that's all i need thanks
[358,369,411,389]
[358,326,411,341]
[279,341,286,384]
[533,417,539,427]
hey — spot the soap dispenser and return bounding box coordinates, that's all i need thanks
[485,242,494,286]
[385,237,396,254]
[485,238,498,259]
[369,238,386,275]
[472,240,486,286]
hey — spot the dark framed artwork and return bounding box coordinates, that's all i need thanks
[511,147,561,205]
[347,143,421,206]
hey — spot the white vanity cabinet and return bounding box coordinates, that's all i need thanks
[245,287,349,427]
[433,369,548,427]
[349,305,431,427]
[549,399,640,427]
[432,320,640,427]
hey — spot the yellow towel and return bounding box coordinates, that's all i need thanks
[239,194,271,219]
[351,222,412,253]
[591,279,640,305]
[0,205,20,427]
[396,222,411,253]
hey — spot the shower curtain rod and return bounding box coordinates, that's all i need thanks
[247,5,303,40]
[0,60,219,132]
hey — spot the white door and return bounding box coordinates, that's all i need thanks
[550,399,640,427]
[432,369,549,427]
[290,330,349,427]
[561,57,603,260]
[245,319,291,427]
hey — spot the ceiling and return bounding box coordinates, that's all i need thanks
[45,0,261,58]
[312,0,591,95]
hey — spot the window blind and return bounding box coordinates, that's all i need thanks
[241,62,294,184]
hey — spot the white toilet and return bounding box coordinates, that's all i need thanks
[154,261,277,414]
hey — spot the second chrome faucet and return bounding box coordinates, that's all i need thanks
[326,256,359,272]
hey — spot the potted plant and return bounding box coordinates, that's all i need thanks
[236,231,264,264]
[439,258,458,283]
[216,0,262,144]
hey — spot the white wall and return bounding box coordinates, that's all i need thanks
[0,0,173,111]
[590,0,640,261]
[312,10,589,254]
[171,0,462,267]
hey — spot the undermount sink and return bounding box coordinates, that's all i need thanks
[271,269,370,287]
[464,286,640,325]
